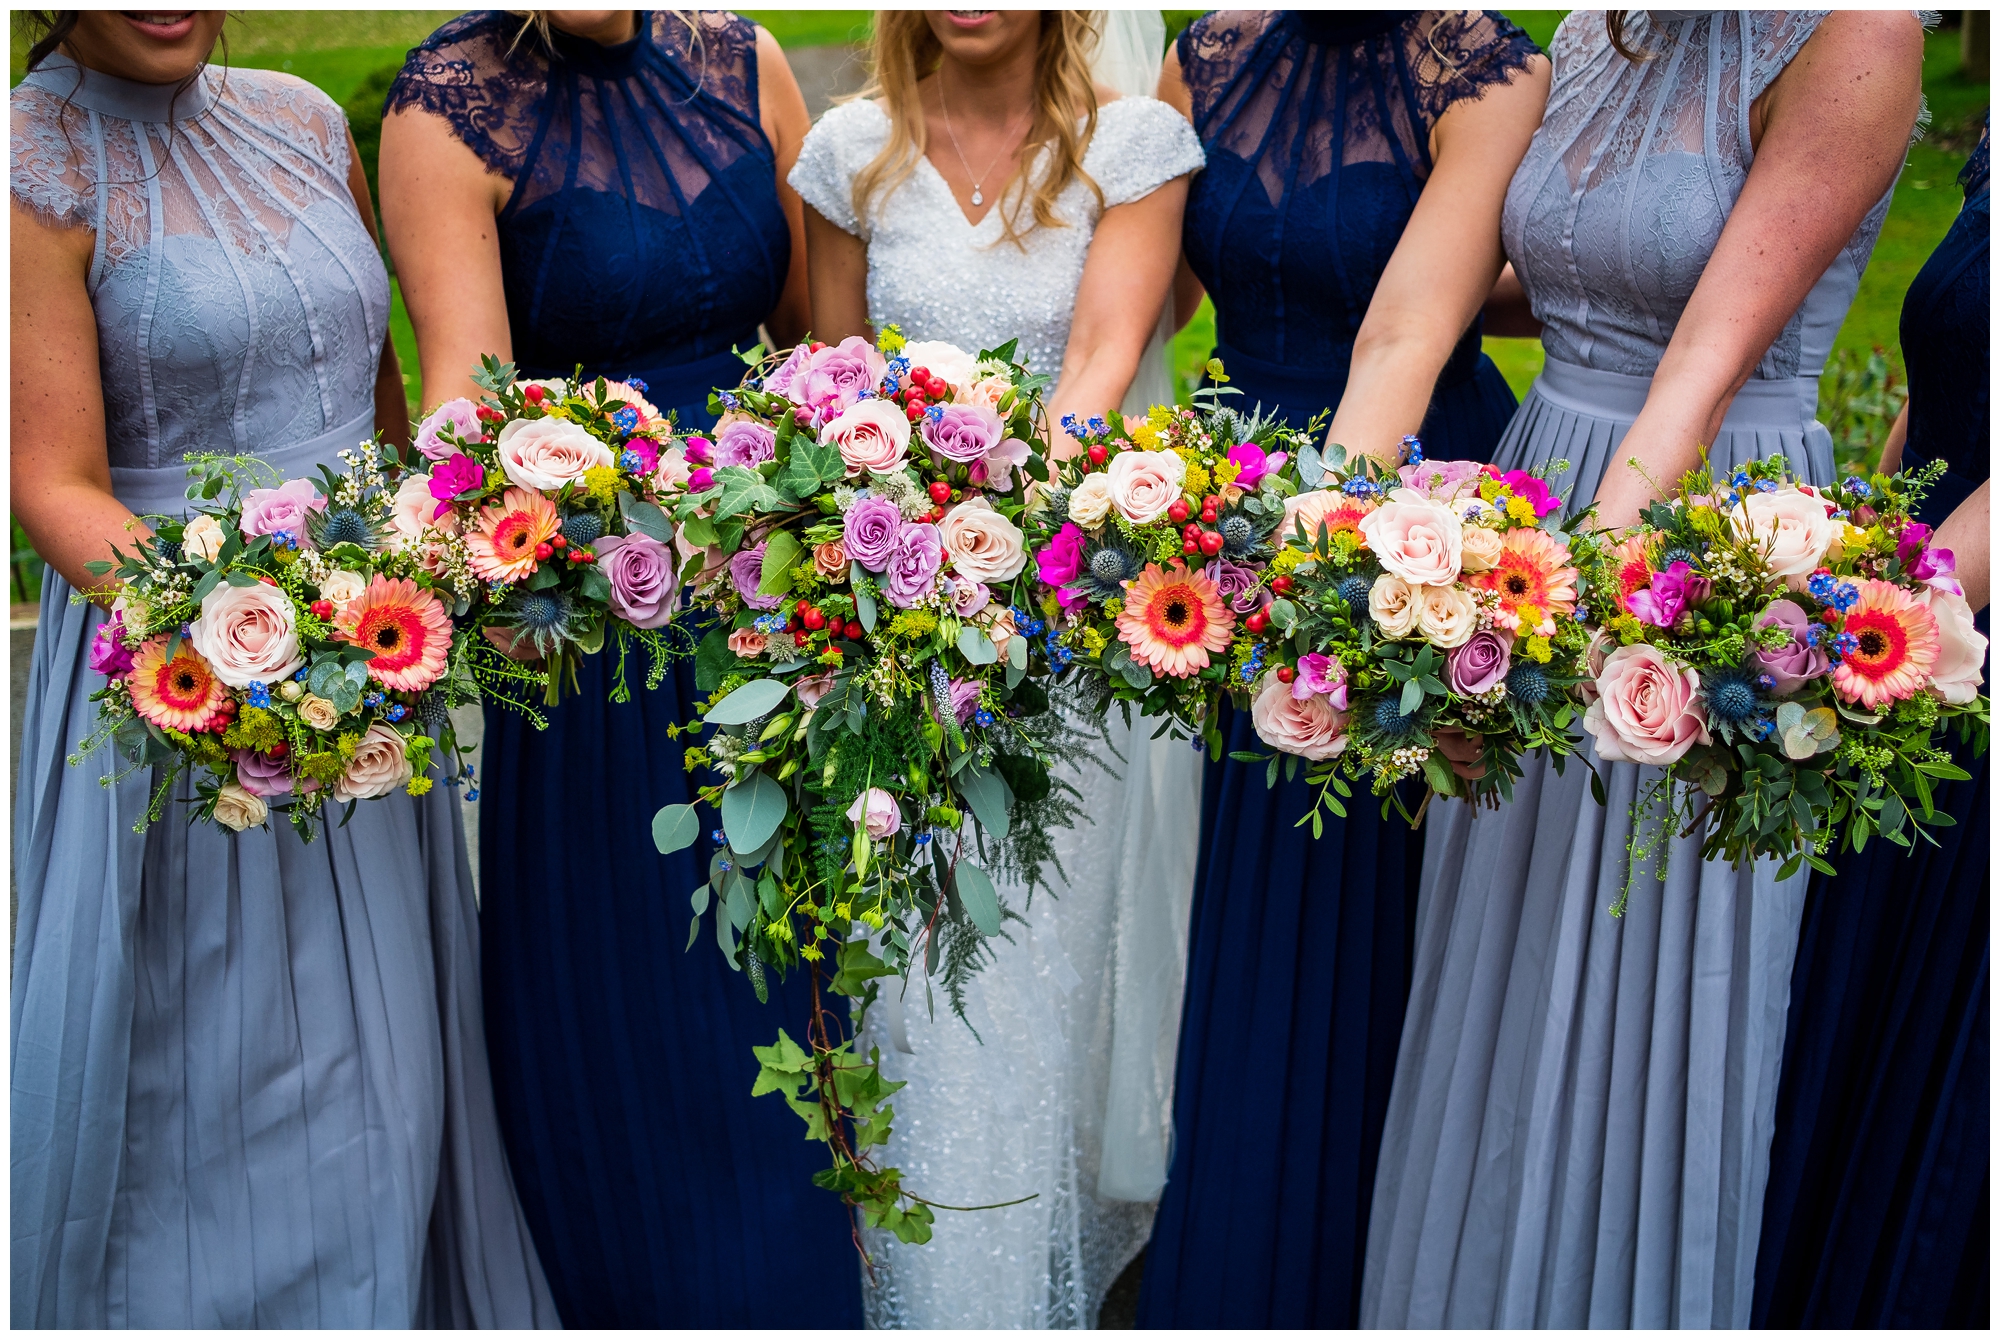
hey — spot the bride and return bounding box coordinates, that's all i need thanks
[788,9,1201,1327]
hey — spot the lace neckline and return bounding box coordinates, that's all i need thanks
[18,53,214,123]
[1285,11,1414,47]
[545,11,653,79]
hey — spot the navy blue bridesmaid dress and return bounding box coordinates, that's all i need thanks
[1137,12,1537,1327]
[388,14,863,1327]
[1752,125,1990,1328]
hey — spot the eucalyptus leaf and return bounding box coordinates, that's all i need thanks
[951,861,1003,937]
[956,625,999,665]
[850,562,878,631]
[619,494,674,542]
[1399,680,1423,716]
[719,770,789,854]
[705,678,791,725]
[652,803,700,855]
[956,762,1013,839]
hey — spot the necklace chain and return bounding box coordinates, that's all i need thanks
[938,77,1029,209]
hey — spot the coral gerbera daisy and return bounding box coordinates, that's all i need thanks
[1116,561,1233,678]
[127,638,229,733]
[1611,533,1655,601]
[1474,527,1578,636]
[339,574,454,691]
[467,487,560,582]
[1832,579,1939,710]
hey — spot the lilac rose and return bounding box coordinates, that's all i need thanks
[1205,557,1268,615]
[801,337,888,420]
[416,397,481,461]
[1753,599,1831,694]
[1448,629,1513,695]
[596,533,680,628]
[729,543,783,611]
[945,677,983,725]
[883,523,944,609]
[843,495,905,571]
[762,343,813,400]
[233,748,297,799]
[920,402,1005,464]
[713,419,777,469]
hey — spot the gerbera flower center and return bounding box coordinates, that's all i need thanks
[1845,612,1905,674]
[498,518,534,554]
[1164,598,1191,627]
[1503,572,1531,597]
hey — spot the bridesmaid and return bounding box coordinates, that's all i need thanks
[1753,123,1990,1328]
[1363,11,1925,1329]
[11,10,552,1327]
[1137,12,1546,1328]
[380,11,862,1327]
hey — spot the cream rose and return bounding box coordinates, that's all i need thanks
[1583,642,1711,766]
[983,605,1018,658]
[1459,524,1504,572]
[1067,472,1115,528]
[182,514,227,563]
[899,340,978,393]
[937,497,1027,583]
[297,693,340,730]
[318,569,367,617]
[1357,496,1464,586]
[1729,483,1838,581]
[189,581,305,688]
[212,782,269,832]
[494,415,616,491]
[1250,670,1350,761]
[822,399,912,475]
[1106,450,1185,525]
[334,721,415,802]
[1921,589,1988,705]
[1368,572,1420,638]
[1417,583,1477,648]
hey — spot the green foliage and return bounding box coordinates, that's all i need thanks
[1822,346,1909,479]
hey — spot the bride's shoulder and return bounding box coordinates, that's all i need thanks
[1084,96,1205,202]
[791,98,893,233]
[805,97,891,153]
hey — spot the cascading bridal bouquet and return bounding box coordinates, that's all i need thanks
[1569,454,1988,905]
[1235,441,1597,833]
[649,329,1090,1246]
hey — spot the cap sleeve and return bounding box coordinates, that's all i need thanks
[10,84,95,230]
[1744,11,1833,104]
[1410,11,1543,125]
[789,99,889,238]
[1176,11,1280,133]
[1085,96,1204,209]
[384,11,545,179]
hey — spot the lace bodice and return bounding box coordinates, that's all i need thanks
[10,58,388,477]
[1503,10,1893,380]
[788,96,1203,379]
[386,11,789,407]
[1178,10,1540,367]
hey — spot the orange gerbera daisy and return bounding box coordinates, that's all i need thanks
[1833,579,1939,710]
[467,487,560,582]
[1116,561,1233,678]
[339,574,453,692]
[1611,533,1654,601]
[128,637,229,733]
[1473,527,1578,636]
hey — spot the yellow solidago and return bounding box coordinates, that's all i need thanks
[1103,597,1125,618]
[1523,635,1553,664]
[1505,495,1538,527]
[1479,479,1507,503]
[1079,625,1108,655]
[1270,547,1309,574]
[1176,451,1212,498]
[584,465,626,506]
[1211,458,1242,491]
[1610,612,1646,644]
[888,610,937,639]
[406,776,433,797]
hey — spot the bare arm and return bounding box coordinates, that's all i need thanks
[1594,11,1924,527]
[343,127,411,445]
[1326,50,1550,465]
[1876,402,1909,475]
[1482,262,1540,339]
[378,102,513,408]
[11,203,141,595]
[1934,478,1989,612]
[1047,176,1190,451]
[803,205,872,343]
[756,25,813,346]
[1155,46,1207,333]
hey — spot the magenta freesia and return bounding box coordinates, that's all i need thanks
[686,466,716,493]
[428,452,484,519]
[1291,651,1349,709]
[1035,522,1087,587]
[622,437,660,476]
[1226,442,1281,490]
[89,616,136,678]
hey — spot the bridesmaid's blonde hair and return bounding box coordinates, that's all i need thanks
[850,10,1104,246]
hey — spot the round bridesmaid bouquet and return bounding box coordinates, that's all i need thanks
[1569,453,1989,901]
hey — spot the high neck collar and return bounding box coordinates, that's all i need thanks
[546,12,651,79]
[19,53,214,123]
[1286,11,1413,47]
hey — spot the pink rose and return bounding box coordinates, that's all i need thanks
[416,397,481,461]
[713,419,777,469]
[1105,450,1185,525]
[595,533,679,629]
[1920,589,1987,705]
[1396,458,1485,504]
[846,786,901,839]
[188,580,305,688]
[762,343,814,400]
[728,627,769,658]
[494,415,616,491]
[802,336,889,420]
[239,478,326,544]
[1250,670,1350,761]
[973,436,1032,493]
[951,577,991,616]
[937,496,1027,583]
[333,721,415,803]
[1582,642,1711,766]
[1357,496,1464,586]
[920,403,1005,465]
[795,669,839,708]
[388,473,459,550]
[814,541,849,578]
[653,444,693,492]
[822,399,912,476]
[1751,599,1830,695]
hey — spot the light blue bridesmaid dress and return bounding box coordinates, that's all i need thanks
[9,57,555,1327]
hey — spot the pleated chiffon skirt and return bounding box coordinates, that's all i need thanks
[1362,358,1830,1329]
[11,573,556,1328]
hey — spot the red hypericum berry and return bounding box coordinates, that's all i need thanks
[1205,495,1222,513]
[793,628,812,647]
[476,405,503,422]
[1270,575,1294,595]
[1200,505,1218,524]
[1183,539,1200,555]
[1199,530,1225,557]
[534,542,554,561]
[551,534,567,549]
[1167,499,1191,523]
[1086,444,1109,466]
[310,600,334,620]
[929,480,953,505]
[1275,665,1295,684]
[256,574,278,586]
[906,402,925,422]
[523,384,545,404]
[796,598,813,617]
[926,377,948,400]
[802,608,827,631]
[268,740,288,758]
[810,341,827,353]
[1245,609,1270,634]
[845,620,865,640]
[909,366,930,384]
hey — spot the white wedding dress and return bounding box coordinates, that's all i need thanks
[789,35,1205,1329]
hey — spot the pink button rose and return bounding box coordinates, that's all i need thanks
[822,399,912,476]
[239,478,326,544]
[189,580,305,688]
[846,786,901,840]
[1582,642,1711,766]
[1250,670,1350,761]
[1357,496,1464,586]
[1106,449,1186,525]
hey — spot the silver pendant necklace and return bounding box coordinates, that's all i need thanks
[940,77,1028,209]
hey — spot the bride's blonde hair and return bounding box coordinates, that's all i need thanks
[849,10,1104,247]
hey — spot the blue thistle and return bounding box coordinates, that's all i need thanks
[1220,514,1257,554]
[560,512,605,546]
[1506,662,1551,706]
[157,538,184,564]
[1372,696,1417,737]
[318,507,374,548]
[1336,575,1373,613]
[417,692,449,731]
[1657,545,1696,570]
[1702,666,1761,725]
[504,589,582,655]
